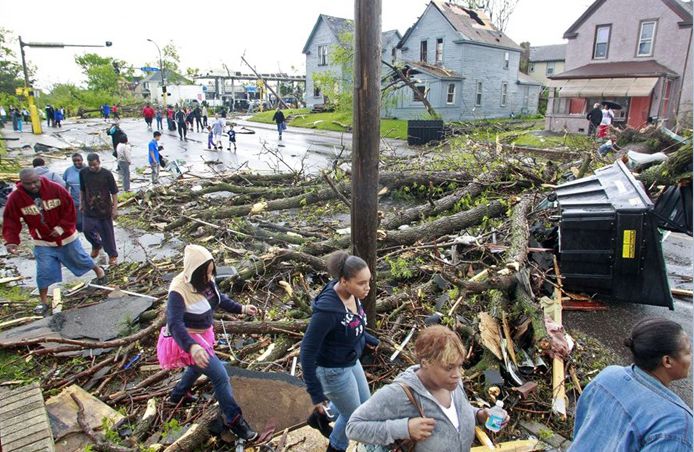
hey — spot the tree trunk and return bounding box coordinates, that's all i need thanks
[163,407,219,452]
[506,196,532,267]
[382,201,506,246]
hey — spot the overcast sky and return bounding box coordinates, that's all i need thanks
[1,0,595,90]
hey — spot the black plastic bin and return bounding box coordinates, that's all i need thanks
[407,120,444,145]
[554,160,673,309]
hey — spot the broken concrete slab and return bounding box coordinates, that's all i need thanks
[46,385,124,452]
[0,295,153,345]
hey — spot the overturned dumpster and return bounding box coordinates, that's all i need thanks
[554,160,674,309]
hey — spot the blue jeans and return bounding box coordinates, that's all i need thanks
[317,361,370,450]
[172,354,242,423]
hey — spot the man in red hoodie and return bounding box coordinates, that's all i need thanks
[3,168,107,314]
[142,103,155,130]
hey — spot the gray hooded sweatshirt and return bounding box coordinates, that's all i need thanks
[346,365,478,451]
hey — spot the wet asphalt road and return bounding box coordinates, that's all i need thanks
[564,232,693,406]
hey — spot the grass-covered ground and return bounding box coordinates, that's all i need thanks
[248,108,408,140]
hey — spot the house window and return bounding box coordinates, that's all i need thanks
[435,38,444,65]
[391,47,397,64]
[529,62,535,72]
[546,61,555,76]
[318,45,328,66]
[313,86,321,97]
[420,40,428,63]
[504,52,509,69]
[637,20,657,57]
[500,82,508,106]
[446,83,456,104]
[593,25,611,59]
[522,86,530,110]
[413,85,426,102]
[475,81,483,106]
[143,82,150,90]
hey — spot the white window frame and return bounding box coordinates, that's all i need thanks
[435,38,444,65]
[545,61,555,76]
[318,45,328,66]
[593,25,611,59]
[504,52,510,70]
[446,83,456,104]
[637,20,657,57]
[475,81,483,107]
[500,82,508,107]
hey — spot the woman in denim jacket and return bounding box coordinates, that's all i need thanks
[571,317,692,451]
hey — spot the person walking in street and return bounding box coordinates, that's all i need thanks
[107,122,127,154]
[167,106,175,131]
[207,126,214,150]
[347,325,509,451]
[3,168,107,315]
[155,107,163,130]
[112,104,120,121]
[143,103,155,130]
[201,104,208,127]
[185,108,195,132]
[175,107,187,141]
[193,104,203,132]
[116,135,132,192]
[63,153,85,231]
[272,107,286,140]
[32,158,67,188]
[157,244,260,441]
[211,114,224,150]
[45,105,54,128]
[15,107,23,132]
[597,103,615,138]
[149,131,162,184]
[227,125,237,152]
[571,317,692,451]
[101,103,111,121]
[80,153,119,266]
[53,107,64,128]
[300,251,379,452]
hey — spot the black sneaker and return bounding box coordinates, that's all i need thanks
[33,303,51,317]
[307,410,333,439]
[227,414,258,442]
[166,392,198,407]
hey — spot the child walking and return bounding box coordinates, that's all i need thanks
[207,126,214,150]
[227,125,237,152]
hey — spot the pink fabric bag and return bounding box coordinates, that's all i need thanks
[156,326,216,370]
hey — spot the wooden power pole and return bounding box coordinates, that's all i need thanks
[352,0,381,324]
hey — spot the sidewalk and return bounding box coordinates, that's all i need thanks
[0,123,74,151]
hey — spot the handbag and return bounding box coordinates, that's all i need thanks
[159,154,168,168]
[365,383,425,452]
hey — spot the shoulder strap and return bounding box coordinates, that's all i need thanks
[397,383,425,418]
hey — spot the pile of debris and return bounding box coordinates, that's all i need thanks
[0,131,687,451]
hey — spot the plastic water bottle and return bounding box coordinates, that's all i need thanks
[485,400,506,433]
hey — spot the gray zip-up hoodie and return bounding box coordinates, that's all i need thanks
[346,365,478,451]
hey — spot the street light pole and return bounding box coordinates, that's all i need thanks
[147,39,167,108]
[17,37,112,135]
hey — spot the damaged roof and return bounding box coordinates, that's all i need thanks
[303,14,400,54]
[399,1,521,51]
[550,60,678,79]
[396,61,464,80]
[529,44,567,63]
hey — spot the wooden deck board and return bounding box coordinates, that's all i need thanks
[0,383,54,452]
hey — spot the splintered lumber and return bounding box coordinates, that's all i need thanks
[212,319,308,335]
[0,383,55,452]
[131,398,157,443]
[52,288,62,314]
[546,287,567,420]
[383,201,506,246]
[471,439,540,452]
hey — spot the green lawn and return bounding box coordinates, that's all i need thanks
[248,109,408,140]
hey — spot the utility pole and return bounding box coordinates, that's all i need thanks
[240,54,289,109]
[351,0,381,324]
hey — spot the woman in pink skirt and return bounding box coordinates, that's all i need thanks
[157,244,260,441]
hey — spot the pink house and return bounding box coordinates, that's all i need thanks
[546,0,692,132]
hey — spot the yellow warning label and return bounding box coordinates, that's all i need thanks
[622,230,636,259]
